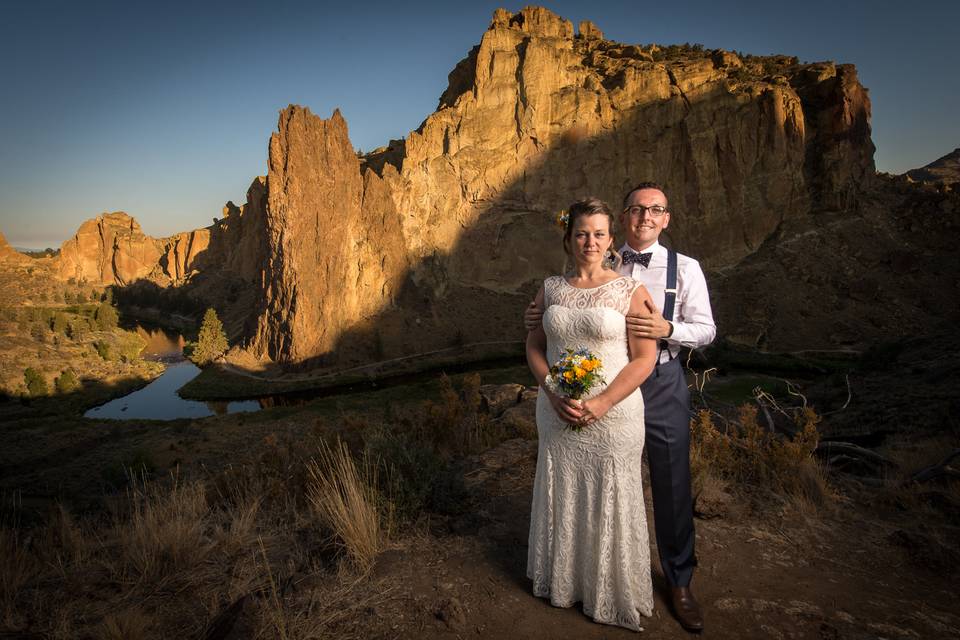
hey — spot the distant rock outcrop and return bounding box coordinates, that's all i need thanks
[0,232,32,265]
[906,148,960,185]
[53,176,269,297]
[58,213,165,285]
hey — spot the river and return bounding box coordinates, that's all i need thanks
[83,323,261,420]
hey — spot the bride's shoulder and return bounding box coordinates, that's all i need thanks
[611,275,643,292]
[543,274,566,289]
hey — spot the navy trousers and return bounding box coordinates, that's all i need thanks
[640,357,696,587]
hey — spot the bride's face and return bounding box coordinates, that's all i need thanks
[570,214,613,267]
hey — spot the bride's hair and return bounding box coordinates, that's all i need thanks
[563,197,621,270]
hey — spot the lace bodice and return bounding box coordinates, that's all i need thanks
[543,275,639,315]
[541,276,642,396]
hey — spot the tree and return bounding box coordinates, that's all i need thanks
[24,368,48,397]
[55,370,80,394]
[51,312,69,335]
[68,318,86,341]
[191,308,228,366]
[95,302,119,331]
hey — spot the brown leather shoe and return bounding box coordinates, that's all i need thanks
[670,586,704,632]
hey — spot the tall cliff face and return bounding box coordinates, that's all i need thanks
[248,108,408,365]
[244,6,877,367]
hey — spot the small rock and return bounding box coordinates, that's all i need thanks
[479,383,523,417]
[713,597,743,611]
[832,611,856,624]
[435,596,467,630]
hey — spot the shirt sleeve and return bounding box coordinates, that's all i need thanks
[667,259,716,349]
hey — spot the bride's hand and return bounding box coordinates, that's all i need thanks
[579,396,612,427]
[546,390,583,423]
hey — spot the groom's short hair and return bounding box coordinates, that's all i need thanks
[623,182,668,208]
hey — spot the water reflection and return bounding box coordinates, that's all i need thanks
[84,362,261,420]
[133,324,185,362]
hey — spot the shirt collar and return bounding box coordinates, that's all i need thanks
[620,240,662,255]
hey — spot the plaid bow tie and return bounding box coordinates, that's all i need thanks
[622,249,652,267]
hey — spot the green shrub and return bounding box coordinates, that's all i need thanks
[55,370,80,394]
[51,312,69,335]
[95,302,119,331]
[95,340,114,361]
[24,368,48,397]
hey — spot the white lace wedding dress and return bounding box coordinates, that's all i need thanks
[527,275,653,631]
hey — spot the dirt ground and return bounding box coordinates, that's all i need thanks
[328,438,958,640]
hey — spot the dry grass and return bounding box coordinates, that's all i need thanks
[115,473,212,584]
[690,404,833,508]
[0,525,37,627]
[0,374,499,637]
[876,434,960,517]
[307,440,388,573]
[0,460,368,638]
[97,607,152,640]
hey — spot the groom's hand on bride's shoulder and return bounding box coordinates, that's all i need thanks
[524,300,543,331]
[626,300,673,339]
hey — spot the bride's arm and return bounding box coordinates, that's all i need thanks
[580,286,658,424]
[525,286,584,423]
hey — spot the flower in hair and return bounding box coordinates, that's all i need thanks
[555,209,569,229]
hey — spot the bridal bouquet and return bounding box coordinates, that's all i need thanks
[544,348,605,430]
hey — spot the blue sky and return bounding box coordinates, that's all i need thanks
[2,0,957,249]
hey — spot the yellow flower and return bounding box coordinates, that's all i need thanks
[573,366,585,379]
[581,360,595,372]
[563,370,574,381]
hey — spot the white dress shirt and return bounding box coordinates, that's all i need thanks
[618,241,716,363]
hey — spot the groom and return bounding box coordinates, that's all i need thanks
[525,182,716,632]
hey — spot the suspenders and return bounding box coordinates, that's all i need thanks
[657,249,678,368]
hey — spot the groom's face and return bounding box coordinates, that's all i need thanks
[621,188,670,251]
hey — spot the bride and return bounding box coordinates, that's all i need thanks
[525,197,658,631]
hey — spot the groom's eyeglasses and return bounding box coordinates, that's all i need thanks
[624,205,667,218]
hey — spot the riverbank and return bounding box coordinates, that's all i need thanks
[0,305,164,410]
[178,340,527,400]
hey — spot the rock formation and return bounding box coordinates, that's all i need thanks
[58,212,165,285]
[54,177,269,295]
[243,6,879,367]
[38,6,960,370]
[0,232,32,265]
[906,148,960,185]
[246,108,408,365]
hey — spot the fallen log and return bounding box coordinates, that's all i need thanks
[816,441,897,471]
[909,448,960,484]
